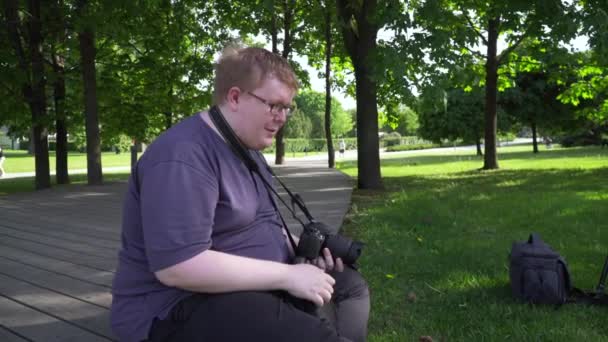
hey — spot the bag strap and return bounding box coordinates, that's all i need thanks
[527,232,544,245]
[568,288,608,305]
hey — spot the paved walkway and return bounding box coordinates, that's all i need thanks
[0,159,353,341]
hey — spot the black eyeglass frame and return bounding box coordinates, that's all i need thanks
[247,91,294,117]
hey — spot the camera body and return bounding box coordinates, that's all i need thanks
[295,221,364,265]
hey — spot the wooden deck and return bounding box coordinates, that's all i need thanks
[0,161,353,341]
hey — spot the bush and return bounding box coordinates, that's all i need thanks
[380,132,402,147]
[102,134,133,153]
[559,134,599,147]
[264,138,358,154]
[385,143,439,152]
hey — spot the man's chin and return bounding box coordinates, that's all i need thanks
[248,139,273,151]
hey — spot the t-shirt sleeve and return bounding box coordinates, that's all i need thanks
[140,160,218,272]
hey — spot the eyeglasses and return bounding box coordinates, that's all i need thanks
[247,91,294,118]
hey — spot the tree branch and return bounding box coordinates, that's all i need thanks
[497,30,532,65]
[461,7,488,46]
[463,45,485,60]
[335,0,357,58]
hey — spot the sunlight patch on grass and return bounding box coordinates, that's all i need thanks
[579,192,608,201]
[439,271,498,292]
[495,179,525,187]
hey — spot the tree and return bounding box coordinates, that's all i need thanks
[380,104,419,136]
[502,68,574,152]
[76,0,102,185]
[4,0,51,189]
[49,0,69,184]
[418,86,485,154]
[414,0,577,169]
[283,109,312,138]
[336,0,385,189]
[293,90,353,138]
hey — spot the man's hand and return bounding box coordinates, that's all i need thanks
[308,248,344,273]
[284,263,335,307]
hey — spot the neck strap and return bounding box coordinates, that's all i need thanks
[209,106,318,252]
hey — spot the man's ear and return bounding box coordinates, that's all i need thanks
[226,87,241,112]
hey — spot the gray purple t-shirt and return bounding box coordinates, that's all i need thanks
[111,113,290,341]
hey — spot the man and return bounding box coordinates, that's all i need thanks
[339,138,346,157]
[111,46,370,342]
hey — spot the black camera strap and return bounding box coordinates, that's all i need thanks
[209,105,318,253]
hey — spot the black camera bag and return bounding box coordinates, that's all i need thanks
[509,233,572,305]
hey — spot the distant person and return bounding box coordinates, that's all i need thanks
[339,139,346,157]
[544,136,553,149]
[0,146,5,177]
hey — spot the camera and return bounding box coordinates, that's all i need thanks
[294,221,364,265]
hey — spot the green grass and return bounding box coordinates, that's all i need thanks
[0,172,131,195]
[1,149,139,173]
[338,145,608,341]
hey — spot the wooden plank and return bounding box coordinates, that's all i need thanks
[0,258,112,308]
[0,223,119,250]
[0,246,113,287]
[0,239,116,272]
[0,296,112,342]
[0,228,116,259]
[0,212,120,236]
[0,326,30,342]
[0,274,114,340]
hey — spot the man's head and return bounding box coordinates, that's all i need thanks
[212,46,298,150]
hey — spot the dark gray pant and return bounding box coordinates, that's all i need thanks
[146,266,370,342]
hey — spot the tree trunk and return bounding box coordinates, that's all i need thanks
[482,17,500,170]
[79,27,103,185]
[131,140,138,168]
[50,0,69,184]
[5,0,51,188]
[53,51,69,184]
[28,130,34,155]
[531,121,538,153]
[324,4,334,169]
[336,0,382,189]
[28,0,51,189]
[274,0,295,165]
[165,87,173,130]
[354,65,382,189]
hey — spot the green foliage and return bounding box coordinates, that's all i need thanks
[557,59,608,123]
[291,90,354,138]
[418,86,484,144]
[501,69,576,135]
[380,105,420,136]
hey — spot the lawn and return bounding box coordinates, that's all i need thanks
[337,145,608,341]
[0,172,132,195]
[1,149,138,173]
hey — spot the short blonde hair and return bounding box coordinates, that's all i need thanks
[212,45,298,105]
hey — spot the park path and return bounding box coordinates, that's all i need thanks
[0,159,353,341]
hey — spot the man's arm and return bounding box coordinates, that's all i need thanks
[155,249,335,307]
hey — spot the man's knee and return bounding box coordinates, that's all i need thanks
[333,266,370,300]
